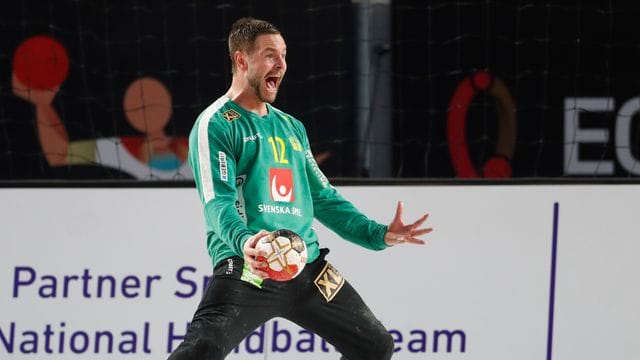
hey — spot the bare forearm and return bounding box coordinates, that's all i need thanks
[36,104,69,166]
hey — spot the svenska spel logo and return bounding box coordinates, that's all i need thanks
[269,168,294,202]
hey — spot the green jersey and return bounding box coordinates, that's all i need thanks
[189,96,388,268]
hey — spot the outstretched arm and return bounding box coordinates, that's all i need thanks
[384,201,433,246]
[12,73,69,166]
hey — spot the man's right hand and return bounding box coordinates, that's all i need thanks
[242,230,270,279]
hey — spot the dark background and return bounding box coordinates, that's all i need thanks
[1,0,639,180]
[0,0,358,179]
[392,1,640,177]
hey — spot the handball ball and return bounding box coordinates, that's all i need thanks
[256,229,307,281]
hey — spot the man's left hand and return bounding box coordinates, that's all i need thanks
[384,201,433,246]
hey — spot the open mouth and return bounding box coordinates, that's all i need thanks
[265,76,279,91]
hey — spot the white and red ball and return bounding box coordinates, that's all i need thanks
[256,229,307,281]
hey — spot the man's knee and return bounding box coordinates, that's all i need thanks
[167,324,227,360]
[372,331,394,359]
[344,331,394,360]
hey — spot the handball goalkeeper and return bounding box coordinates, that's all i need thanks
[168,17,432,360]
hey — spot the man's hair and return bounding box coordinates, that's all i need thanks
[228,17,281,74]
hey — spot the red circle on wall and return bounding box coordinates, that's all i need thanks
[12,35,70,90]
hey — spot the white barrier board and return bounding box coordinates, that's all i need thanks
[1,185,638,359]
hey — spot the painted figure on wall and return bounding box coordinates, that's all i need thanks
[11,35,191,180]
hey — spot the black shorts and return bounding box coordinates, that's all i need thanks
[168,249,394,360]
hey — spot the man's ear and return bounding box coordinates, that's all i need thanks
[233,50,248,71]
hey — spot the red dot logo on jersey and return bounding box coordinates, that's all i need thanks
[269,168,294,202]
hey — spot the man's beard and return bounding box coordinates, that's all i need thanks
[248,72,277,103]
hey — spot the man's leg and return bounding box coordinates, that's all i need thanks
[168,258,278,360]
[287,260,394,360]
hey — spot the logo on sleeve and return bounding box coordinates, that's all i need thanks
[218,151,228,181]
[269,168,294,202]
[222,109,240,121]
